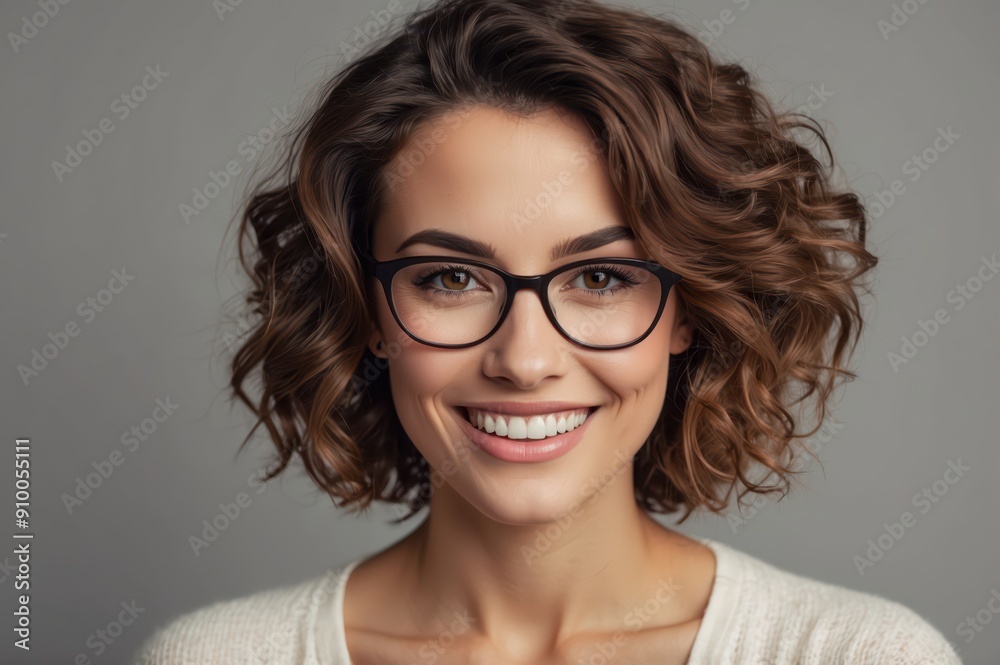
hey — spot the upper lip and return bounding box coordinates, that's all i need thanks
[458,401,598,417]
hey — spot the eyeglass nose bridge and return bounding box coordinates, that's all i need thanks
[488,272,565,346]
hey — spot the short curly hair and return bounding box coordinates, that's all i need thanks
[227,0,878,524]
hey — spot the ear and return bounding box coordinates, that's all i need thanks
[669,316,695,356]
[368,323,386,358]
[368,331,386,358]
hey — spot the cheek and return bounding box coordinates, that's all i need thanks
[387,349,448,415]
[583,331,673,447]
[591,315,673,398]
[373,283,478,462]
[386,349,469,459]
[599,359,669,426]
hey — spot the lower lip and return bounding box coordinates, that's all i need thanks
[454,407,598,463]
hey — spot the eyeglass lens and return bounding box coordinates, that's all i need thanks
[390,260,663,347]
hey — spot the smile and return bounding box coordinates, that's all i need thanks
[464,407,592,441]
[453,405,599,463]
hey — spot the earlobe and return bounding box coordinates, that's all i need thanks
[368,324,386,358]
[670,320,695,356]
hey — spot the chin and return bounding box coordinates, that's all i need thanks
[449,468,603,527]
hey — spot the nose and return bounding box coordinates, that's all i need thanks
[480,287,569,389]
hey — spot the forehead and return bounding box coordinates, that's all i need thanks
[372,105,638,269]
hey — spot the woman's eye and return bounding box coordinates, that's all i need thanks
[573,269,623,290]
[435,270,477,290]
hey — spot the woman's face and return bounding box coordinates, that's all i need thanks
[368,105,693,525]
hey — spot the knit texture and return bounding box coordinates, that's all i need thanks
[134,536,962,664]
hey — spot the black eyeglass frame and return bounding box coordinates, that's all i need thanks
[359,249,683,351]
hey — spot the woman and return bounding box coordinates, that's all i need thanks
[136,0,962,662]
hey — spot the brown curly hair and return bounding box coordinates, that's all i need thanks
[226,0,878,524]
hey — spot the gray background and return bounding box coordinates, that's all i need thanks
[1,0,997,662]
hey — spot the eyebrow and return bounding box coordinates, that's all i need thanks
[395,226,637,262]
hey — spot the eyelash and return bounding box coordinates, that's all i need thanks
[412,264,487,294]
[412,263,640,297]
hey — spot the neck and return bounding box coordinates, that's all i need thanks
[403,474,693,655]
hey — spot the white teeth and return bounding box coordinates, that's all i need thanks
[508,417,528,439]
[466,408,592,441]
[525,416,546,439]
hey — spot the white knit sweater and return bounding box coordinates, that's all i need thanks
[133,536,963,664]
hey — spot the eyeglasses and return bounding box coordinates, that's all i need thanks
[359,249,682,350]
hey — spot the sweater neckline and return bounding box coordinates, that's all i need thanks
[314,535,739,664]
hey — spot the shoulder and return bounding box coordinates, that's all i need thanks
[132,567,347,665]
[704,539,962,664]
